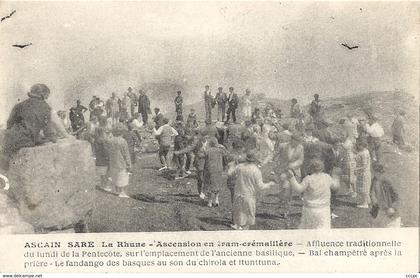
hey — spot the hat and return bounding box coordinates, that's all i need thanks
[208,137,218,147]
[28,84,50,99]
[381,178,392,186]
[305,123,315,131]
[112,123,127,136]
[245,150,259,163]
[309,159,324,173]
[291,133,303,142]
[372,163,385,173]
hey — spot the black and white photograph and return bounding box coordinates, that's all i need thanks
[0,1,418,237]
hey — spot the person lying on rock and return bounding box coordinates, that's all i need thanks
[2,84,57,167]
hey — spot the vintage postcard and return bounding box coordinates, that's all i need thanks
[0,0,418,274]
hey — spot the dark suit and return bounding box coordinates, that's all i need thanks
[138,94,151,124]
[226,93,239,123]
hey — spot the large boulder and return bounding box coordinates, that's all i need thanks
[7,138,96,230]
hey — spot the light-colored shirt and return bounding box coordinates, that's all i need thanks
[130,119,143,130]
[293,173,338,208]
[304,135,319,143]
[365,122,384,138]
[153,124,178,137]
[228,163,271,199]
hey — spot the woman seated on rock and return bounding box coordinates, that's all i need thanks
[2,84,57,168]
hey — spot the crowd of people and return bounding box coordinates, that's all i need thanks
[2,83,409,231]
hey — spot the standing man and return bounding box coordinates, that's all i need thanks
[120,93,132,122]
[106,92,120,125]
[88,96,98,121]
[226,87,239,124]
[138,89,151,125]
[309,94,322,128]
[290,98,301,118]
[204,85,213,122]
[215,87,227,122]
[127,87,137,117]
[75,99,88,126]
[174,90,183,121]
[364,114,384,163]
[242,89,252,120]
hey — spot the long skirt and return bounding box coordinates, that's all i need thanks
[109,168,129,188]
[342,150,356,191]
[356,169,371,195]
[233,195,256,227]
[299,205,331,229]
[207,171,224,194]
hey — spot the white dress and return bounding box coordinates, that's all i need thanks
[242,95,252,118]
[231,163,270,226]
[298,173,336,229]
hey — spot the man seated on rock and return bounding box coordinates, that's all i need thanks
[2,84,57,167]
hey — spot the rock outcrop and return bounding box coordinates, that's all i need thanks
[7,138,96,231]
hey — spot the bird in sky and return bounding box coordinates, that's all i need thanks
[341,43,359,50]
[12,43,33,49]
[1,10,16,22]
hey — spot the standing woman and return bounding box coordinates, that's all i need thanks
[355,140,372,208]
[341,120,357,197]
[105,123,132,198]
[228,150,276,230]
[288,159,340,229]
[273,133,304,219]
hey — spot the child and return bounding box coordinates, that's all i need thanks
[355,140,371,208]
[105,123,132,198]
[205,137,228,207]
[370,165,401,228]
[186,108,199,129]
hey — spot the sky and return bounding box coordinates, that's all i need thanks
[0,1,418,124]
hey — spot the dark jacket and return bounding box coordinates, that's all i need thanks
[227,93,239,109]
[138,94,151,114]
[4,96,56,155]
[215,92,227,107]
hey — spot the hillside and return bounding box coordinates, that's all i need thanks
[170,91,419,150]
